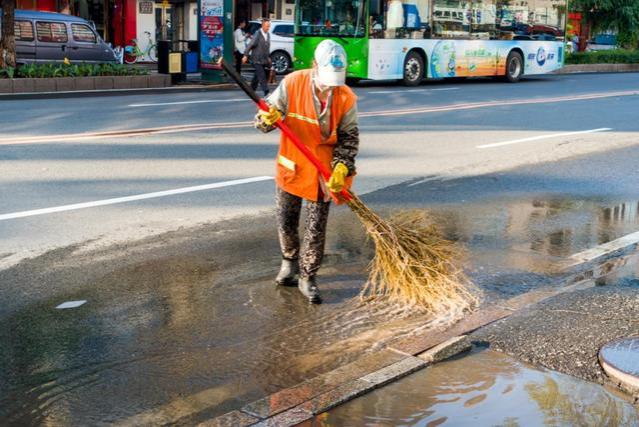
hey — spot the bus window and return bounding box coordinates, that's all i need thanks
[296,0,366,37]
[496,0,526,39]
[471,0,496,39]
[496,0,565,41]
[432,0,471,39]
[368,0,431,39]
[532,0,565,40]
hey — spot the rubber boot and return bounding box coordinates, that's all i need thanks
[275,258,299,286]
[298,276,322,304]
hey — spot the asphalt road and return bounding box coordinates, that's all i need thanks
[1,72,639,266]
[3,72,639,424]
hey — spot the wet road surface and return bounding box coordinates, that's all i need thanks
[5,145,639,423]
[3,74,639,424]
[3,72,639,265]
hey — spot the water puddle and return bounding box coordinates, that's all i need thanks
[2,195,639,424]
[310,348,639,426]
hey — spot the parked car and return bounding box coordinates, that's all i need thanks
[0,10,117,65]
[247,20,294,74]
[586,34,618,51]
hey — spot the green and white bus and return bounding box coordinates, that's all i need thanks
[294,0,567,85]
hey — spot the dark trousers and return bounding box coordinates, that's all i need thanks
[251,63,269,96]
[234,50,243,74]
[276,187,331,279]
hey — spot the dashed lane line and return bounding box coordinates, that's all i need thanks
[476,128,612,149]
[1,89,637,145]
[366,87,460,94]
[358,89,639,117]
[0,121,252,145]
[0,176,274,221]
[128,99,246,107]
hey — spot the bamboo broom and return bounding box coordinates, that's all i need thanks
[220,59,478,315]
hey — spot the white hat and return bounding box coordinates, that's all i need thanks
[314,40,347,87]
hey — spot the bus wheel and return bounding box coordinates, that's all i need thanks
[402,52,424,86]
[504,51,523,83]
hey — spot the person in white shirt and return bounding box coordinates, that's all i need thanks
[234,20,248,73]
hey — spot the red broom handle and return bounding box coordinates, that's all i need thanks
[220,59,353,202]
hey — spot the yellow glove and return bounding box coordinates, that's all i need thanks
[258,105,282,126]
[327,163,349,193]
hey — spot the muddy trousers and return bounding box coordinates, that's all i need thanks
[276,187,330,279]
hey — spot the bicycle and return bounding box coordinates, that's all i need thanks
[124,31,157,64]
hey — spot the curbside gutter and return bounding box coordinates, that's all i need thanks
[200,245,639,427]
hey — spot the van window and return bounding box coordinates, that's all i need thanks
[273,24,294,37]
[15,21,35,42]
[72,24,97,43]
[36,22,68,43]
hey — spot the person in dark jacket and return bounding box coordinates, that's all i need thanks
[243,18,272,96]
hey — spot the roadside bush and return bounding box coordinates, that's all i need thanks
[566,49,639,64]
[0,63,150,79]
[0,67,15,78]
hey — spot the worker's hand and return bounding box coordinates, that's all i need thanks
[242,55,248,64]
[257,105,282,127]
[327,163,349,193]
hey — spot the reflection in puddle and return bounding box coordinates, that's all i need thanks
[312,349,639,426]
[428,198,639,300]
[4,196,639,424]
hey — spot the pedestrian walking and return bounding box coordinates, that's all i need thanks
[234,20,248,74]
[243,18,272,96]
[254,40,359,304]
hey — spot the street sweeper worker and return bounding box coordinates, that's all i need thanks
[254,39,359,304]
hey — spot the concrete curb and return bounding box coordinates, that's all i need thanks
[2,64,636,100]
[556,63,639,74]
[201,248,635,426]
[201,299,548,426]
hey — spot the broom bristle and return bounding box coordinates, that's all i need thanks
[346,193,479,316]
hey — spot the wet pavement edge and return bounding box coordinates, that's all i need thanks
[201,261,621,426]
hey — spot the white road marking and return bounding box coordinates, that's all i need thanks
[128,99,246,107]
[476,128,612,149]
[0,121,252,145]
[0,176,273,221]
[56,300,87,309]
[2,90,636,146]
[361,90,639,117]
[568,230,639,266]
[367,87,459,94]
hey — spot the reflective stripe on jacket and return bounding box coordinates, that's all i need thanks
[275,69,357,203]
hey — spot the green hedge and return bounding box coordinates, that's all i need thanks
[566,49,639,64]
[0,63,150,79]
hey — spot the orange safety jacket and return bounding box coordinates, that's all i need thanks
[275,69,357,204]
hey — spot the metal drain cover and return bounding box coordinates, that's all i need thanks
[599,337,639,393]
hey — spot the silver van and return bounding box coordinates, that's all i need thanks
[1,10,117,65]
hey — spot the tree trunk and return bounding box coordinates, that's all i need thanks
[0,0,17,69]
